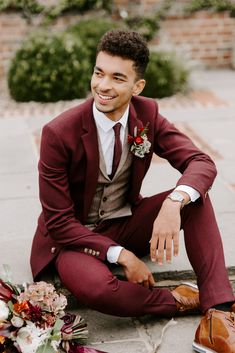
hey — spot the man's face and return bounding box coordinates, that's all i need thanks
[91,51,145,121]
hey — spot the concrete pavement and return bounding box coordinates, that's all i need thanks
[0,69,235,352]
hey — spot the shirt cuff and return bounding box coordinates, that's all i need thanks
[107,245,124,264]
[175,185,200,202]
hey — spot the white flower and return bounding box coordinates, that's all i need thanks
[16,322,51,353]
[0,300,9,321]
[130,134,151,158]
[11,315,24,328]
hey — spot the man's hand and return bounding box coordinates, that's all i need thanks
[150,198,182,265]
[117,249,155,288]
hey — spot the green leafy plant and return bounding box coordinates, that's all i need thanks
[0,0,111,21]
[65,18,123,67]
[8,32,91,102]
[44,0,111,22]
[142,51,189,98]
[185,0,235,16]
[0,0,44,18]
[125,16,159,42]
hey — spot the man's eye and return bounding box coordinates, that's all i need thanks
[114,77,124,82]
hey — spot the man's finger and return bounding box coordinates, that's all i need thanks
[156,237,165,265]
[150,237,158,262]
[173,232,180,256]
[165,236,173,263]
[143,280,149,288]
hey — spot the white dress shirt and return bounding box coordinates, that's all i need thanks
[92,103,200,263]
[93,103,129,176]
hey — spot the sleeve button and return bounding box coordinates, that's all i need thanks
[51,247,56,254]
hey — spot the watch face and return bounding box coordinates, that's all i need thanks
[170,192,184,202]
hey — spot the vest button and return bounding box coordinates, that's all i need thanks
[51,247,56,254]
[103,196,107,202]
[100,210,105,216]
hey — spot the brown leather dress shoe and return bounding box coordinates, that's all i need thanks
[193,309,235,353]
[171,283,200,316]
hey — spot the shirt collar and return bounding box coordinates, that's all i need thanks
[93,103,129,133]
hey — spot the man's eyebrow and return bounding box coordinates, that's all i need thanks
[113,72,128,79]
[94,66,103,72]
[94,66,128,79]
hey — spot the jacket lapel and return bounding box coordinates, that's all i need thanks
[128,102,148,202]
[81,99,99,221]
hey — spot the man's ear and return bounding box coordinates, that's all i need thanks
[132,79,146,96]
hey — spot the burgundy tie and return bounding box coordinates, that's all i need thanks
[111,123,122,178]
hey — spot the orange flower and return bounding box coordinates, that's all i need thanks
[0,335,5,344]
[14,301,29,314]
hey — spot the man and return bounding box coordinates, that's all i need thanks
[30,30,235,352]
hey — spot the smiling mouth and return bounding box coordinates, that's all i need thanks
[98,93,116,101]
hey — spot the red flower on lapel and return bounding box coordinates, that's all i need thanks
[128,124,151,158]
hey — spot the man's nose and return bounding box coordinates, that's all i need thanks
[98,76,112,91]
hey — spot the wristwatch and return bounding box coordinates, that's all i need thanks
[167,191,185,209]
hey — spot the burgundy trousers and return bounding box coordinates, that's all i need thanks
[55,190,235,317]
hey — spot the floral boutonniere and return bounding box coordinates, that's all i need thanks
[128,123,151,158]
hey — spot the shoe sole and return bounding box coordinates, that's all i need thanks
[181,282,198,290]
[193,341,216,353]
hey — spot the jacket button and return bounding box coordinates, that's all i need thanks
[51,247,56,254]
[100,210,104,216]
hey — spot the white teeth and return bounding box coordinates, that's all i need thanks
[98,94,113,100]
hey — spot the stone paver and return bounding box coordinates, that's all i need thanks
[1,69,235,352]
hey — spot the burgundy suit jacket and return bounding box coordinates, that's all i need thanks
[30,96,216,279]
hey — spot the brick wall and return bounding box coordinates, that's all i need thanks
[153,12,235,68]
[0,2,235,81]
[0,12,81,81]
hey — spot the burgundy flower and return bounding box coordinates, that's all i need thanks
[68,343,107,353]
[0,280,14,302]
[62,313,76,326]
[27,303,42,323]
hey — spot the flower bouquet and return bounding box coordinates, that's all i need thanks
[0,279,106,353]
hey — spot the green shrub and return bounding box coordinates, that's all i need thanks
[142,52,189,98]
[65,18,123,67]
[0,0,43,15]
[0,0,111,17]
[185,0,235,15]
[8,32,91,102]
[44,0,112,22]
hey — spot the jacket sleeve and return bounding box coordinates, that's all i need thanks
[38,124,118,261]
[152,103,217,203]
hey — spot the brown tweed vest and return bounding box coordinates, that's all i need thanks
[86,127,133,227]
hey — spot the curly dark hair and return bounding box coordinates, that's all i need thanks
[96,29,149,79]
